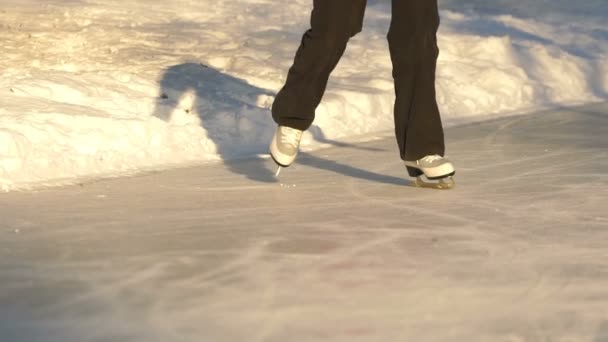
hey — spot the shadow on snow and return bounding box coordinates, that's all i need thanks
[152,63,405,186]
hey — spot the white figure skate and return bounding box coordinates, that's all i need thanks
[404,155,456,189]
[269,125,303,177]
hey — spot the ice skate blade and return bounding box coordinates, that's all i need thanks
[414,176,455,190]
[274,166,282,178]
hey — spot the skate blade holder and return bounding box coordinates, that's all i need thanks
[270,153,291,178]
[407,166,456,189]
[414,176,455,190]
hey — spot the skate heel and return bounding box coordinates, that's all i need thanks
[406,166,424,177]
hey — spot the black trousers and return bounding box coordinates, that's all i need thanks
[271,0,445,161]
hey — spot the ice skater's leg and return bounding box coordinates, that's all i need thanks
[388,0,445,161]
[272,0,367,131]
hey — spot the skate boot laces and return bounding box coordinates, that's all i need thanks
[280,127,303,148]
[420,154,444,165]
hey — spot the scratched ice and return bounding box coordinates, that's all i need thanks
[1,103,607,342]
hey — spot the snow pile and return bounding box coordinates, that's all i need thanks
[0,0,606,190]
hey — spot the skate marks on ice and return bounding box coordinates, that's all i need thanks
[284,102,608,337]
[0,103,608,341]
[452,105,608,194]
[336,103,608,340]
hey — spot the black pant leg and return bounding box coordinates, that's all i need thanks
[388,0,445,161]
[272,0,367,131]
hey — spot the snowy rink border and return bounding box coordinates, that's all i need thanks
[0,0,606,191]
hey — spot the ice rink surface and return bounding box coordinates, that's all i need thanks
[1,103,607,342]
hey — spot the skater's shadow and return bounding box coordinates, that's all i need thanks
[298,152,409,186]
[152,62,278,182]
[594,320,608,342]
[152,63,403,185]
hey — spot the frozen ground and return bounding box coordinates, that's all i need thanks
[1,0,607,190]
[1,103,607,342]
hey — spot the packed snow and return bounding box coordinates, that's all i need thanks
[1,0,607,190]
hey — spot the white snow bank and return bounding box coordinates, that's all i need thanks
[0,0,606,191]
